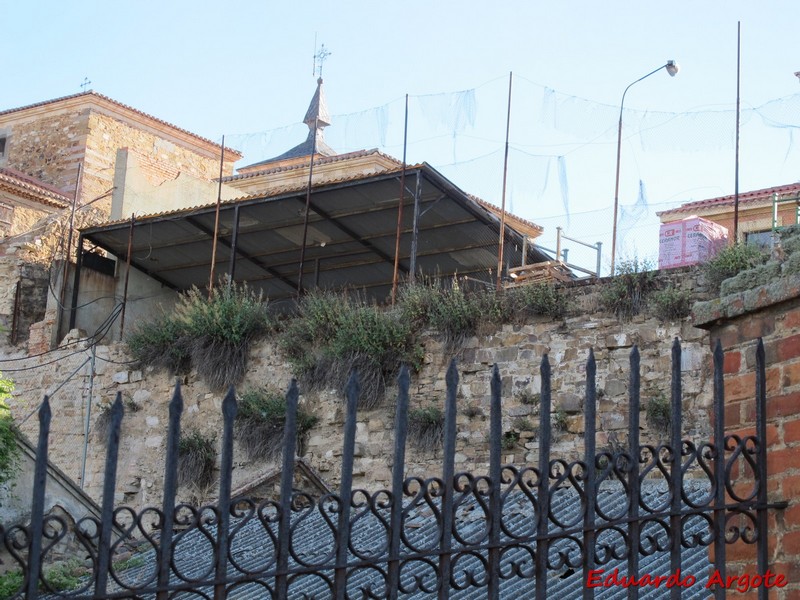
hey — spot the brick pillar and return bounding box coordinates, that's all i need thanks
[695,279,800,598]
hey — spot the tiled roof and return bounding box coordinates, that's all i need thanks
[658,182,800,218]
[0,167,71,208]
[90,480,711,599]
[0,91,242,159]
[225,149,401,181]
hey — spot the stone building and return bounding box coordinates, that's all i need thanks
[0,91,239,215]
[0,91,240,348]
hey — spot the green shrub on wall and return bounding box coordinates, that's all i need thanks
[650,286,693,321]
[600,259,657,320]
[280,292,418,408]
[127,314,191,375]
[177,429,217,490]
[235,387,318,460]
[176,282,271,390]
[703,243,767,292]
[408,406,444,452]
[126,280,270,390]
[0,373,18,490]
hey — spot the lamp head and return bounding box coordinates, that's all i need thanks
[666,60,679,77]
[795,71,800,82]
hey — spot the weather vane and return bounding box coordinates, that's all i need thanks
[80,77,92,92]
[313,43,331,79]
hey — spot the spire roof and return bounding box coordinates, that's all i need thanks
[238,78,336,172]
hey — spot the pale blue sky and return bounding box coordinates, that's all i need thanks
[3,1,799,270]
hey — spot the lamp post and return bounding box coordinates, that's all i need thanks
[610,60,679,275]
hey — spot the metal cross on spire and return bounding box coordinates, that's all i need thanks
[80,77,92,92]
[313,43,331,79]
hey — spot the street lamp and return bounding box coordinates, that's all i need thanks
[610,60,679,275]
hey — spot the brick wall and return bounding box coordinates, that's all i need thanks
[695,275,800,599]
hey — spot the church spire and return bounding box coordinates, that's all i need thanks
[302,77,333,155]
[304,77,331,130]
[236,76,336,172]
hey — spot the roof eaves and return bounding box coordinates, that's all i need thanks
[658,182,800,218]
[0,168,72,208]
[82,162,540,238]
[0,91,242,159]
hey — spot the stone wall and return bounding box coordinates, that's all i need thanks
[4,268,716,515]
[1,108,89,195]
[83,112,231,216]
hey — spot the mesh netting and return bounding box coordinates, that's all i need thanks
[222,76,799,275]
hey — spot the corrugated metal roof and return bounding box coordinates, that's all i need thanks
[78,164,549,304]
[658,182,800,219]
[84,480,712,599]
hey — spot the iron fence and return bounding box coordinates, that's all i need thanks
[0,340,787,598]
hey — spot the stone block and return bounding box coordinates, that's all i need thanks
[604,379,627,397]
[130,370,143,382]
[555,393,582,413]
[112,371,129,384]
[605,333,632,349]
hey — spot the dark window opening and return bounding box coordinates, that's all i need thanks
[0,136,6,158]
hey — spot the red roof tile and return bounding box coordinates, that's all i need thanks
[658,182,800,218]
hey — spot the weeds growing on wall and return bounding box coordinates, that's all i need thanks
[280,292,418,409]
[234,387,318,460]
[399,278,568,352]
[126,280,270,390]
[127,278,569,405]
[506,283,568,320]
[0,570,23,599]
[175,282,271,390]
[177,429,217,489]
[703,243,768,293]
[0,373,18,490]
[408,406,444,452]
[0,560,90,598]
[600,259,657,320]
[501,430,520,451]
[551,409,569,435]
[645,391,672,440]
[650,285,693,321]
[126,314,191,375]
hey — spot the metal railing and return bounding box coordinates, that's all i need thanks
[0,340,786,598]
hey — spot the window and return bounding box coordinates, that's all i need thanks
[745,229,776,250]
[0,136,5,158]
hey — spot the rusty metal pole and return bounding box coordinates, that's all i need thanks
[298,119,319,296]
[733,22,741,245]
[208,136,225,294]
[391,94,409,305]
[118,214,135,339]
[60,162,83,334]
[496,72,513,291]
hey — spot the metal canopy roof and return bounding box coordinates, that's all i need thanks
[79,164,549,305]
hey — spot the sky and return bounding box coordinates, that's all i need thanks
[2,1,799,273]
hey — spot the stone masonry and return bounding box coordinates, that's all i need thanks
[4,268,715,517]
